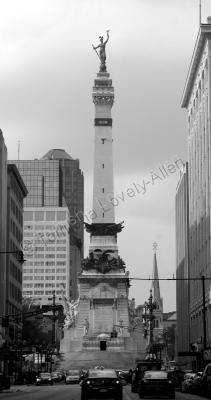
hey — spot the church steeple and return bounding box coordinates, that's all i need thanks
[152,242,161,301]
[151,243,163,335]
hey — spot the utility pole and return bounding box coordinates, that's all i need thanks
[143,289,157,357]
[52,291,56,351]
[202,275,207,350]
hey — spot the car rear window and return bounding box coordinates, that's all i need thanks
[67,370,80,375]
[144,371,168,379]
[88,370,117,378]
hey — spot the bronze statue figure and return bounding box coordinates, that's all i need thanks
[92,30,109,72]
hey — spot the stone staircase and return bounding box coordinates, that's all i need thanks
[82,336,125,351]
[58,349,139,370]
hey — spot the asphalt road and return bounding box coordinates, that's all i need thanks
[0,384,208,400]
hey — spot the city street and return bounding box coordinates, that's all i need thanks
[0,384,208,400]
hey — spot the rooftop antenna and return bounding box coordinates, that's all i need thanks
[18,140,20,162]
[199,0,202,26]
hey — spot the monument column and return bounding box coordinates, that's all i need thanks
[79,31,130,343]
[92,72,114,223]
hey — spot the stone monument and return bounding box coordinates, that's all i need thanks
[60,34,139,367]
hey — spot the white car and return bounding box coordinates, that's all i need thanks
[65,370,81,384]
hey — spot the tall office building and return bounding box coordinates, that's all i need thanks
[10,149,84,303]
[175,164,190,365]
[181,17,211,352]
[0,132,7,308]
[0,133,27,373]
[0,131,8,357]
[6,164,27,340]
[22,207,70,305]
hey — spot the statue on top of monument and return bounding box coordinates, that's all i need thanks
[92,30,109,72]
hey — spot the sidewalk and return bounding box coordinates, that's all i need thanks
[2,384,40,393]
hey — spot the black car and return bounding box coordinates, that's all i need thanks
[36,372,53,385]
[116,369,130,384]
[81,369,123,400]
[131,359,162,392]
[138,370,175,399]
[201,363,211,398]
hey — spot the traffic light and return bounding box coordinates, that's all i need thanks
[17,251,25,263]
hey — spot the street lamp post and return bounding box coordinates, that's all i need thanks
[143,289,157,357]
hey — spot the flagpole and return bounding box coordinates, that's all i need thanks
[199,0,202,26]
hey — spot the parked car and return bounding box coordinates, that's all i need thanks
[188,372,203,395]
[181,372,197,393]
[116,369,129,384]
[81,368,123,400]
[131,359,162,392]
[51,371,62,382]
[201,363,211,398]
[138,370,175,399]
[36,372,53,385]
[65,369,81,384]
[167,369,185,390]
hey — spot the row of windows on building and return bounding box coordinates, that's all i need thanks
[26,254,66,259]
[23,275,66,280]
[23,283,66,288]
[23,268,66,273]
[24,224,68,231]
[190,309,205,322]
[25,198,59,207]
[23,290,63,296]
[11,197,23,226]
[10,218,22,243]
[23,239,66,245]
[25,246,66,252]
[11,174,24,205]
[17,160,60,169]
[188,60,208,121]
[25,261,66,266]
[24,210,68,222]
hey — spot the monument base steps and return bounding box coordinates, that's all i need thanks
[58,350,143,370]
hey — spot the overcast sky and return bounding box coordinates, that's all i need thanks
[1,0,210,311]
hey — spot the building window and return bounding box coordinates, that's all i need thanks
[24,211,33,221]
[35,211,44,221]
[46,254,55,259]
[56,211,66,221]
[46,211,55,221]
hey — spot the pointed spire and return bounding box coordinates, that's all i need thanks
[152,242,161,301]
